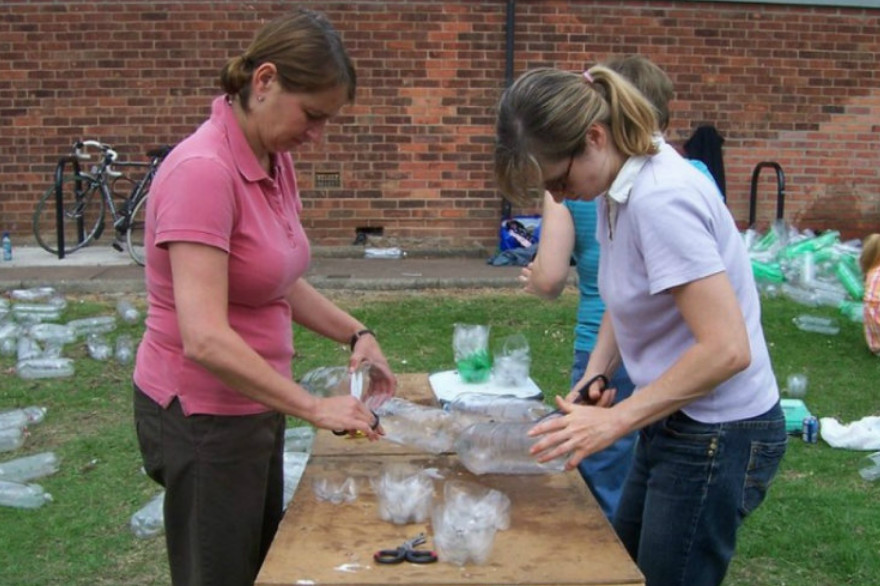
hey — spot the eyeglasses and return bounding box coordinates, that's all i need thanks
[543,153,575,195]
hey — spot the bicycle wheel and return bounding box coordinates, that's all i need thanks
[126,194,149,266]
[33,175,106,255]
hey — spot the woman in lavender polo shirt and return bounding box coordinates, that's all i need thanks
[132,10,396,586]
[493,66,786,586]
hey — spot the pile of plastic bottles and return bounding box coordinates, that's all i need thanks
[0,286,141,379]
[0,406,57,509]
[746,222,864,329]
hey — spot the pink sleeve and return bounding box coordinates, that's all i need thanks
[153,157,237,252]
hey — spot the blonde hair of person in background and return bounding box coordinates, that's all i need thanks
[859,233,880,355]
[494,65,659,205]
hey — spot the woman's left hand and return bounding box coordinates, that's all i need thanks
[349,336,396,409]
[527,394,623,470]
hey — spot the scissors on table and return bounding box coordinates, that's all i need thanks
[333,368,381,436]
[373,532,438,565]
[539,373,610,421]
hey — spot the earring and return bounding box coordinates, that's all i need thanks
[257,95,265,103]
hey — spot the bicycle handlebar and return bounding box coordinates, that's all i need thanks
[74,140,118,164]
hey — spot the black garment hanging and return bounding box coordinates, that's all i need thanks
[684,125,726,201]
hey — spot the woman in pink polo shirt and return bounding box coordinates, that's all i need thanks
[494,66,786,586]
[132,10,396,586]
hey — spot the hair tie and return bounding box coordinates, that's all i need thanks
[583,71,594,83]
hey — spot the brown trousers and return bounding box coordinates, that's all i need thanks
[134,385,285,586]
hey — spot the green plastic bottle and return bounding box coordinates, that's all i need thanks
[834,261,864,301]
[751,260,785,283]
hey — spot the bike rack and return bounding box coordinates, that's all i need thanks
[53,155,82,259]
[748,161,786,228]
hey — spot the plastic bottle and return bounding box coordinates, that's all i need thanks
[12,303,62,323]
[67,315,117,338]
[0,323,19,357]
[116,299,140,324]
[0,407,47,431]
[364,247,404,259]
[0,452,60,483]
[17,336,43,361]
[0,480,52,509]
[751,259,784,283]
[10,287,56,302]
[16,357,75,379]
[0,427,26,453]
[28,323,76,345]
[839,301,865,323]
[130,491,165,538]
[445,393,551,422]
[454,421,567,475]
[115,334,134,364]
[86,334,112,361]
[834,260,864,301]
[792,314,840,335]
[2,231,12,261]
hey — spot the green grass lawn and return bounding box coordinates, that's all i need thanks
[1,288,878,585]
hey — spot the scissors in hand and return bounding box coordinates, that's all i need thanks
[539,373,610,421]
[333,368,381,436]
[373,532,438,564]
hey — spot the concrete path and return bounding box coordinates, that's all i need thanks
[0,245,536,294]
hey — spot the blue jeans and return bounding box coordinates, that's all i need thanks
[613,402,787,586]
[571,349,637,520]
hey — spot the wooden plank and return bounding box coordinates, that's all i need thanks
[257,453,644,586]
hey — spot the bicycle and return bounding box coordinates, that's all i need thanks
[32,140,173,266]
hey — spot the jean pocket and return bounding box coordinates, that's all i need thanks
[740,438,787,517]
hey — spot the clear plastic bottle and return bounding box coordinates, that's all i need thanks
[454,421,567,475]
[0,480,52,509]
[1,231,12,261]
[131,491,165,538]
[67,315,117,338]
[445,393,551,422]
[0,407,47,431]
[0,451,60,483]
[12,303,62,323]
[28,323,76,345]
[792,314,840,335]
[16,357,75,379]
[116,299,140,324]
[86,334,112,361]
[10,287,56,302]
[17,336,43,361]
[364,247,404,259]
[115,334,134,364]
[0,427,26,453]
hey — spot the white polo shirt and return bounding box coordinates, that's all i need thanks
[597,142,778,423]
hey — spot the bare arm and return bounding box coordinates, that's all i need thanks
[530,271,751,469]
[169,242,382,437]
[520,192,576,300]
[285,278,396,406]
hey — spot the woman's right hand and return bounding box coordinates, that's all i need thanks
[313,395,384,440]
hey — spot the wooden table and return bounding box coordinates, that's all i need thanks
[256,374,644,586]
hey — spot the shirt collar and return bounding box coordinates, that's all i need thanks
[214,95,271,184]
[605,135,665,204]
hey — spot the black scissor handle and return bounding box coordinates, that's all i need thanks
[573,373,610,404]
[374,547,406,564]
[405,548,438,564]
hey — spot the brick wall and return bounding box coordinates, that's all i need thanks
[1,0,878,250]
